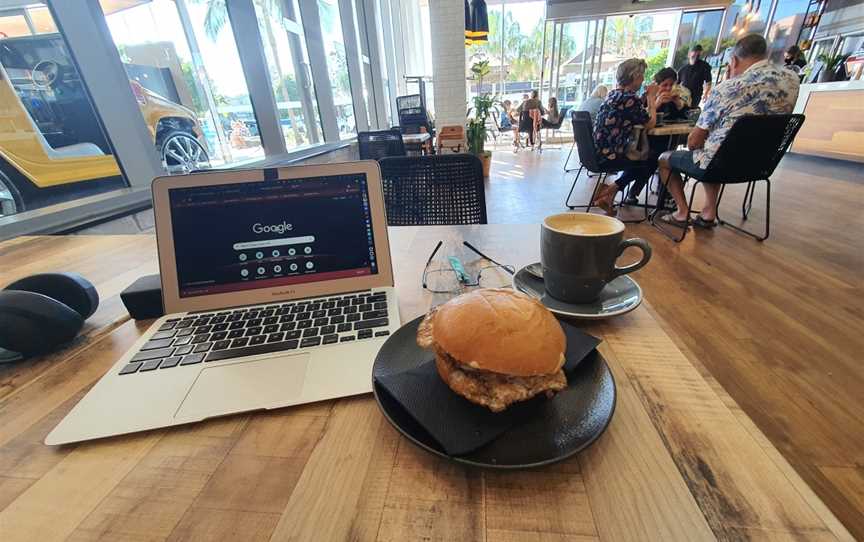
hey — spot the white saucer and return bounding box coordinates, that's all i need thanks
[512,264,642,319]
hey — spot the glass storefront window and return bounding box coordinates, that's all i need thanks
[317,0,356,139]
[674,10,724,69]
[253,0,323,149]
[103,0,263,173]
[0,2,127,217]
[601,12,676,85]
[720,0,768,52]
[766,0,809,62]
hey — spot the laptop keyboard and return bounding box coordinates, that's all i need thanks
[118,290,390,375]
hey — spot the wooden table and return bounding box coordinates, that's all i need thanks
[0,227,853,542]
[647,123,696,137]
[402,132,432,155]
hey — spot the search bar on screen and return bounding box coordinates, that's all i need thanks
[233,236,315,250]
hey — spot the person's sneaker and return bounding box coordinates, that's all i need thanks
[693,216,717,229]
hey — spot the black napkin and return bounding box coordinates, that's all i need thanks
[374,322,601,456]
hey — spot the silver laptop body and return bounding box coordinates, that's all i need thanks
[47,161,399,445]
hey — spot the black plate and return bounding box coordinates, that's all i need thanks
[372,315,617,469]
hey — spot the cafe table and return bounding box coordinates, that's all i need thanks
[401,132,432,155]
[0,226,853,541]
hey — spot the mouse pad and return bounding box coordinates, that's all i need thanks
[175,353,309,421]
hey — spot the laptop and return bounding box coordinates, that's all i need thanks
[47,161,399,445]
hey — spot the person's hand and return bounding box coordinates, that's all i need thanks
[645,83,659,97]
[655,92,673,106]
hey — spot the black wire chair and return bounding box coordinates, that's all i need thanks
[563,109,583,172]
[564,111,650,216]
[358,129,406,160]
[397,93,434,139]
[378,154,487,225]
[651,113,806,242]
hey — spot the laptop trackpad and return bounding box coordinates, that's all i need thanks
[175,353,310,421]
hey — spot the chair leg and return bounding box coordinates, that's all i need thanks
[564,166,583,209]
[563,141,579,172]
[718,179,770,241]
[565,168,606,211]
[650,173,692,243]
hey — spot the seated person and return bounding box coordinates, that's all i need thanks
[657,34,800,229]
[594,67,692,211]
[541,97,561,128]
[590,58,659,215]
[499,100,513,130]
[784,45,807,73]
[578,85,608,120]
[653,67,691,120]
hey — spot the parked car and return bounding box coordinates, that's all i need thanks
[0,34,209,215]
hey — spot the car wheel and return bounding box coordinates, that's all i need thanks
[0,171,23,217]
[159,130,211,175]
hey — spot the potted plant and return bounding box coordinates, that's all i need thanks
[467,59,494,177]
[817,53,849,83]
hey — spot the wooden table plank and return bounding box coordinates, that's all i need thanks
[0,230,854,542]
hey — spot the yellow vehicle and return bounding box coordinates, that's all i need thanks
[0,33,209,215]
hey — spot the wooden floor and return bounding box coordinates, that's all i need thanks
[485,141,864,539]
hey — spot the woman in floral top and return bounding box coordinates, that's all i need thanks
[590,59,659,214]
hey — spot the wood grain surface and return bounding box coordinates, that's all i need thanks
[0,227,854,542]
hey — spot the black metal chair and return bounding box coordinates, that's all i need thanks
[651,113,805,242]
[564,111,649,214]
[540,106,570,150]
[378,154,487,225]
[358,129,406,160]
[397,93,434,140]
[563,109,583,172]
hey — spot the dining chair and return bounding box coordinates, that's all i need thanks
[378,154,487,225]
[564,111,650,215]
[651,113,806,242]
[357,129,406,161]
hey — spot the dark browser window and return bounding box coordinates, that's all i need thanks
[169,174,377,298]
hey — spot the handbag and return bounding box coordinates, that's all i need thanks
[625,126,650,161]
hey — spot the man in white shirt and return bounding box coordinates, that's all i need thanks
[657,34,800,229]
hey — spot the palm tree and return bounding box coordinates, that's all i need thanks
[190,0,305,145]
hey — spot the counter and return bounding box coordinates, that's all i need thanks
[791,80,864,163]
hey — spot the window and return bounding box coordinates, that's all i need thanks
[374,0,395,126]
[674,10,724,69]
[0,2,126,218]
[351,0,373,127]
[317,0,356,139]
[602,12,677,85]
[720,0,768,52]
[766,0,809,62]
[104,0,264,173]
[253,0,323,149]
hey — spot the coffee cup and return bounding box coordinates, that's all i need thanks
[541,213,651,304]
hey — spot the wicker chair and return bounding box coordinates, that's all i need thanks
[378,154,487,225]
[358,129,406,160]
[651,114,806,242]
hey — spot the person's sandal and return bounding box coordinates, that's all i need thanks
[658,212,689,228]
[693,216,717,229]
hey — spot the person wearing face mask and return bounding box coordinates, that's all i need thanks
[784,45,807,72]
[677,44,713,108]
[657,34,800,229]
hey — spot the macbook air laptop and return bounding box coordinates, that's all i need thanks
[47,161,399,445]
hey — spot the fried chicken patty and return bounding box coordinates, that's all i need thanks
[434,348,567,412]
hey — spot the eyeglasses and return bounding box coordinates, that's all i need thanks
[422,241,516,294]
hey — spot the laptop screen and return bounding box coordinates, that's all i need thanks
[168,173,378,298]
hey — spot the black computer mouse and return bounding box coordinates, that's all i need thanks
[0,290,84,355]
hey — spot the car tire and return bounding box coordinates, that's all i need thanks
[157,130,211,175]
[0,164,27,217]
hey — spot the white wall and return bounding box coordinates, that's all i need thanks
[429,0,467,128]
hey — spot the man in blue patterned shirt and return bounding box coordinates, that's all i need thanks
[657,34,800,229]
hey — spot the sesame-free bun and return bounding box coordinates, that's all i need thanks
[426,288,566,376]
